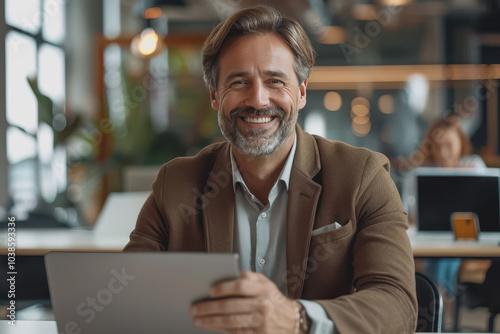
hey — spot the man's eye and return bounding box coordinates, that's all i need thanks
[269,79,284,86]
[231,80,245,87]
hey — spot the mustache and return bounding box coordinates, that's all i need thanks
[229,105,285,120]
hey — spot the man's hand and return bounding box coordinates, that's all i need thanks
[189,271,299,334]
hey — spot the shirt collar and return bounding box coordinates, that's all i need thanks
[230,133,297,193]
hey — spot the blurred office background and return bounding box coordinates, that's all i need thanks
[1,0,500,331]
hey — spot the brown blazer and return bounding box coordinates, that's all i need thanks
[124,126,418,333]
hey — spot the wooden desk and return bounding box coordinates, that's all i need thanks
[408,227,500,258]
[0,192,149,256]
[0,228,127,255]
[0,320,57,334]
[0,320,480,334]
[2,226,500,257]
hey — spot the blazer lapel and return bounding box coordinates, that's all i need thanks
[201,144,235,253]
[286,126,322,299]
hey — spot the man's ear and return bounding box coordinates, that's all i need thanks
[210,87,219,110]
[298,79,308,110]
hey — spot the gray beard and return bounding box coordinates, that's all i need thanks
[218,105,297,157]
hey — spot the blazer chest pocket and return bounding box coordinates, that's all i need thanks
[310,220,353,246]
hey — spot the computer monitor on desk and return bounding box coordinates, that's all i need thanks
[415,167,500,232]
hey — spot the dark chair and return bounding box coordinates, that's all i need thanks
[453,260,500,332]
[0,255,52,319]
[415,271,443,332]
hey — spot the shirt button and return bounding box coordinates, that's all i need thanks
[259,258,266,266]
[261,213,267,218]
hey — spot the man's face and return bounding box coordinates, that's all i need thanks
[210,33,307,157]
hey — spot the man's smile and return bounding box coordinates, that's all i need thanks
[242,116,275,124]
[237,115,279,130]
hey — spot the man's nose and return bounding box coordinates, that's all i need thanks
[244,82,270,110]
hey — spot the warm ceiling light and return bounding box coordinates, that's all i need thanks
[352,119,371,137]
[143,7,162,19]
[352,104,370,117]
[353,115,370,125]
[324,91,342,111]
[130,28,164,58]
[319,26,347,44]
[378,0,412,6]
[378,94,395,114]
[139,33,158,55]
[352,4,378,21]
[351,96,370,109]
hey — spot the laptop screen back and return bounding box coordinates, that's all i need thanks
[416,168,500,231]
[45,252,240,334]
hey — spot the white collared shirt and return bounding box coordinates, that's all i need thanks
[230,134,334,333]
[230,135,296,294]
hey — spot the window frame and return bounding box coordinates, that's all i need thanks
[1,0,66,220]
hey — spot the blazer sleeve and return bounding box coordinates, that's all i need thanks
[316,153,418,334]
[123,166,169,252]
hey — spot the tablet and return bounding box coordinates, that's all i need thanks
[45,252,240,334]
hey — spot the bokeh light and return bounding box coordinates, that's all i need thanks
[323,91,342,111]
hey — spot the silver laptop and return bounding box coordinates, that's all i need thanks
[45,252,240,334]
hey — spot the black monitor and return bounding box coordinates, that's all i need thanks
[415,167,500,232]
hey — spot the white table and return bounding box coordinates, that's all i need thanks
[0,320,58,334]
[1,192,150,255]
[0,228,126,255]
[2,226,500,257]
[0,320,483,333]
[408,226,500,258]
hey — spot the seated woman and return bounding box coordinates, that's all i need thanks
[402,115,485,224]
[401,115,486,295]
[412,115,484,168]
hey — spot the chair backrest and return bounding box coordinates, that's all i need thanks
[415,271,443,332]
[93,191,150,244]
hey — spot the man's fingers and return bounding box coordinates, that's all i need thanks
[209,277,261,298]
[190,297,257,317]
[240,270,261,280]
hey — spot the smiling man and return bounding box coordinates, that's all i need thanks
[214,31,304,206]
[124,5,417,334]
